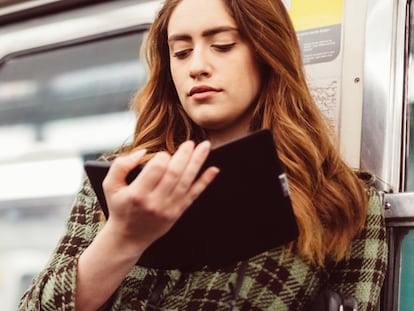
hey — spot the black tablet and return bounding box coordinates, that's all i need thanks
[84,129,298,271]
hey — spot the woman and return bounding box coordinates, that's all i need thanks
[19,0,387,310]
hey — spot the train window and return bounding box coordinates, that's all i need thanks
[398,2,414,307]
[0,31,146,160]
[0,29,148,311]
[0,33,146,124]
[382,191,414,311]
[400,229,414,310]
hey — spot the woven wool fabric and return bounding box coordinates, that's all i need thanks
[18,176,387,311]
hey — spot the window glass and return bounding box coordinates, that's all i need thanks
[0,30,146,311]
[400,229,414,310]
[0,33,145,125]
[0,32,146,162]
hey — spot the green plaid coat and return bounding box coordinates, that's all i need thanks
[18,176,387,311]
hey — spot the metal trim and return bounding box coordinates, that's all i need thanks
[384,192,414,220]
[0,23,150,67]
[0,0,118,26]
[0,0,162,59]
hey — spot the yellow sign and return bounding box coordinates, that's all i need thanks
[289,0,343,31]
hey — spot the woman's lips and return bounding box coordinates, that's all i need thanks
[188,85,222,97]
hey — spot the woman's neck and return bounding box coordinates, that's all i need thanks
[206,126,251,148]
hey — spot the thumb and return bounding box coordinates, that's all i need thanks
[105,149,147,187]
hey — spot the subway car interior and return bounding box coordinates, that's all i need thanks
[0,0,413,310]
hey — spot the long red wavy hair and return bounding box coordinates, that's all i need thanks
[121,0,368,265]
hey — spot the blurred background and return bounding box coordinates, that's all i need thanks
[0,0,160,309]
[0,0,413,310]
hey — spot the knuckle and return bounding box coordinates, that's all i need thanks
[166,166,181,180]
[148,152,170,170]
[129,195,144,207]
[111,155,127,169]
[149,161,168,175]
[155,151,171,161]
[146,205,174,222]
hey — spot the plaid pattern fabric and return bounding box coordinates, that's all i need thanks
[18,177,387,311]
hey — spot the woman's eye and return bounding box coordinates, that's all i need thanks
[212,43,236,52]
[173,49,192,59]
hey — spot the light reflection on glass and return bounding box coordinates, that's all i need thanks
[0,80,38,105]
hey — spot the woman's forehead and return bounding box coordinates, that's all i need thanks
[167,0,236,35]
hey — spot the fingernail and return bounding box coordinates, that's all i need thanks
[130,149,147,160]
[199,140,211,149]
[211,166,220,175]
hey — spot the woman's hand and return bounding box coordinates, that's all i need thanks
[102,140,219,252]
[77,141,218,311]
[76,141,218,311]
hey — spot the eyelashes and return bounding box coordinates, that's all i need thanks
[173,49,191,59]
[172,43,236,59]
[212,43,236,51]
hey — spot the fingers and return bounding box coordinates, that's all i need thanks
[103,140,219,245]
[133,140,211,196]
[170,140,212,195]
[155,140,196,194]
[187,166,220,203]
[131,141,194,194]
[104,149,147,189]
[109,140,219,214]
[131,151,171,194]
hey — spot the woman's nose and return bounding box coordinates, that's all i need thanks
[189,49,211,79]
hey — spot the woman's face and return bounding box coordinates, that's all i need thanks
[167,0,261,145]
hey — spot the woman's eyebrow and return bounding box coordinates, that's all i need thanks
[168,26,238,43]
